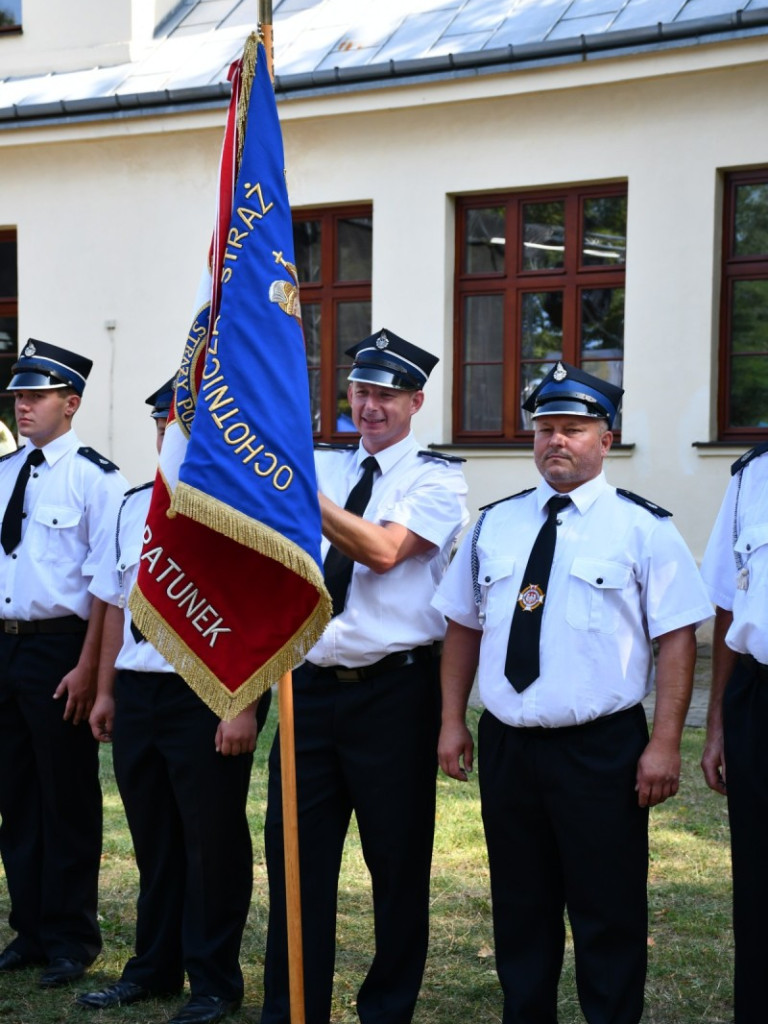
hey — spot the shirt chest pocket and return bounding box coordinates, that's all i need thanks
[117,540,141,577]
[735,523,768,564]
[476,556,517,628]
[32,504,83,563]
[565,557,632,634]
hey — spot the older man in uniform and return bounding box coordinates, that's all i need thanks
[262,329,468,1024]
[0,340,127,987]
[434,361,712,1024]
[700,444,768,1024]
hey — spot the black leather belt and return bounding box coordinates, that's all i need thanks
[1,615,87,635]
[328,643,442,682]
[740,653,768,682]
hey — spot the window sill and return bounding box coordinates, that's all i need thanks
[430,442,636,458]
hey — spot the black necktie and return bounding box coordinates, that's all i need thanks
[505,495,571,692]
[323,455,379,617]
[1,448,45,555]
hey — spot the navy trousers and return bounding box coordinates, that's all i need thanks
[0,632,102,964]
[262,654,440,1024]
[479,704,650,1024]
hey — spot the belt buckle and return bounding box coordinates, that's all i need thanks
[4,620,20,635]
[334,667,360,682]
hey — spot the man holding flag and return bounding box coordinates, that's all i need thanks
[262,328,468,1024]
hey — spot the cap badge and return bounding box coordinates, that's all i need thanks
[23,342,36,357]
[517,583,546,612]
[376,332,389,350]
[553,362,567,381]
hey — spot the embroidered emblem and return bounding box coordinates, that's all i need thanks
[23,341,36,357]
[269,251,302,322]
[553,361,567,381]
[517,583,545,612]
[376,331,389,350]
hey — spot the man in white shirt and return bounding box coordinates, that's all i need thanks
[0,339,127,988]
[77,380,269,1024]
[434,361,712,1024]
[262,328,468,1024]
[700,443,768,1024]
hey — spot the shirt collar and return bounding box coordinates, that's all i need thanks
[21,429,79,469]
[358,431,417,476]
[537,470,608,515]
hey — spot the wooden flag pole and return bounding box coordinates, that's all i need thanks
[258,3,305,1022]
[277,671,306,1024]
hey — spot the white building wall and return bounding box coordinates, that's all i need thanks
[1,39,767,558]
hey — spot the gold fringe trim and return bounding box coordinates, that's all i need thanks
[171,481,327,595]
[127,482,331,721]
[236,32,260,178]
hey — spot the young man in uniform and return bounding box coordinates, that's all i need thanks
[0,339,127,987]
[77,379,270,1024]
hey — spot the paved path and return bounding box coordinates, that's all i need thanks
[468,645,711,728]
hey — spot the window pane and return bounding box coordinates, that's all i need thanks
[0,240,17,297]
[0,313,17,439]
[730,355,768,428]
[734,184,768,257]
[335,301,371,431]
[464,207,505,274]
[522,202,564,271]
[302,304,321,431]
[294,220,322,283]
[461,295,504,431]
[520,361,557,431]
[731,279,768,353]
[580,358,624,431]
[337,217,372,281]
[462,365,502,431]
[0,2,21,29]
[464,295,504,362]
[583,196,627,266]
[521,291,563,358]
[581,287,625,357]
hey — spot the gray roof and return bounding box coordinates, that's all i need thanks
[2,0,768,125]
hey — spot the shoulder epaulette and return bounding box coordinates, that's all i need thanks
[731,442,768,476]
[479,487,536,512]
[417,449,466,464]
[123,481,154,498]
[0,447,24,464]
[314,441,358,453]
[617,488,672,518]
[77,446,119,472]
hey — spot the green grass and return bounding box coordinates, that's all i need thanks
[0,709,734,1023]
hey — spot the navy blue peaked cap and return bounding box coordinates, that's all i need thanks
[8,338,93,396]
[346,328,438,391]
[145,377,175,419]
[523,360,624,428]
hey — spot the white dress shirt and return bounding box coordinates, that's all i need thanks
[700,449,768,664]
[0,431,127,621]
[308,431,468,668]
[89,484,175,673]
[433,471,713,728]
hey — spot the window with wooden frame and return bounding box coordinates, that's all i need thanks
[719,168,768,439]
[0,1,22,32]
[293,205,372,440]
[454,184,627,442]
[0,229,18,437]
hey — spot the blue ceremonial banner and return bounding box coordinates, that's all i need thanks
[131,38,330,718]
